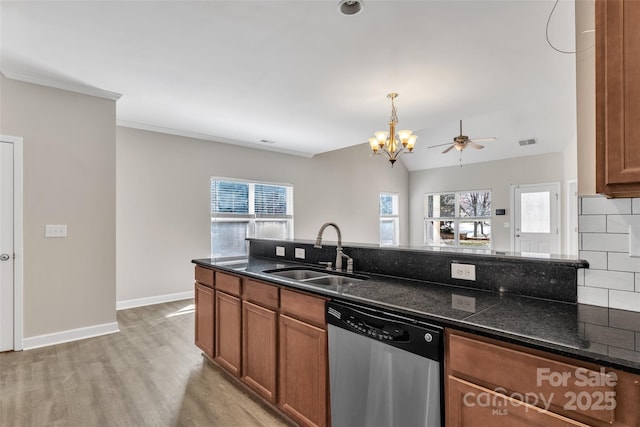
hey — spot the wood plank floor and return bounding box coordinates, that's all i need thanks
[0,300,291,427]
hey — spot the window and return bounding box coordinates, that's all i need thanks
[380,193,399,246]
[211,178,293,258]
[424,190,491,249]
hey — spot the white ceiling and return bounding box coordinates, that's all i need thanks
[0,0,578,171]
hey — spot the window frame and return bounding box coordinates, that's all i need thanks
[211,177,294,259]
[379,192,399,246]
[424,190,492,250]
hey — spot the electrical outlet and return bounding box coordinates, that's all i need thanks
[45,224,67,237]
[275,246,285,256]
[295,248,305,259]
[451,263,476,281]
[451,294,477,313]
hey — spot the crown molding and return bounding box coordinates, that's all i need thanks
[0,69,122,101]
[116,120,315,158]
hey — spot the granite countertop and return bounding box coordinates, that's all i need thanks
[192,256,640,374]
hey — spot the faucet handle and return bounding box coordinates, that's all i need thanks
[319,261,333,270]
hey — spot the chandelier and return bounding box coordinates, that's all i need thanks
[368,93,417,167]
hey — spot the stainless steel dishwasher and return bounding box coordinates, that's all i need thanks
[327,301,443,427]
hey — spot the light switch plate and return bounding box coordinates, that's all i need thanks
[451,263,476,281]
[295,248,305,259]
[45,224,67,237]
[275,246,285,256]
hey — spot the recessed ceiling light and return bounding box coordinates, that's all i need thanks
[338,0,364,16]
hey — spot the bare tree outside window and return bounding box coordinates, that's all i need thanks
[425,190,491,249]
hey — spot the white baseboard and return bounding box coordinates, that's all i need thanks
[23,321,120,351]
[116,290,194,311]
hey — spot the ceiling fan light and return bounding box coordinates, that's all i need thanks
[455,144,464,152]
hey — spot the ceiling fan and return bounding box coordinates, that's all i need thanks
[428,120,497,154]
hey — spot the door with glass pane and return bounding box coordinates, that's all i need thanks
[513,183,560,255]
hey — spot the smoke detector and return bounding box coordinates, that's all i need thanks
[338,0,364,16]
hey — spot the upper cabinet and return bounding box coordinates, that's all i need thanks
[596,0,640,197]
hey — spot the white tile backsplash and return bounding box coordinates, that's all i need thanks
[608,252,640,273]
[578,286,609,306]
[578,215,607,232]
[578,196,640,312]
[584,269,635,291]
[606,215,640,233]
[609,290,640,312]
[582,197,632,215]
[578,251,608,270]
[581,233,629,252]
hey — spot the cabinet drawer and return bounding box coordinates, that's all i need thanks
[448,333,616,424]
[280,288,327,328]
[195,266,214,288]
[447,376,590,427]
[243,279,278,309]
[215,271,241,296]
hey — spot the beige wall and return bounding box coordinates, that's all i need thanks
[576,0,596,195]
[116,127,408,303]
[408,152,567,252]
[0,75,116,338]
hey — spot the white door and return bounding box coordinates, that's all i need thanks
[513,183,560,255]
[0,142,14,351]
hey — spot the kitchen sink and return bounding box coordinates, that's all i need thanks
[262,267,367,286]
[265,269,329,280]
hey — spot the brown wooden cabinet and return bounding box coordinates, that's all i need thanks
[278,288,328,427]
[448,377,587,427]
[596,0,640,197]
[241,279,278,402]
[194,283,214,358]
[215,290,242,376]
[193,266,330,426]
[194,266,215,357]
[446,330,640,427]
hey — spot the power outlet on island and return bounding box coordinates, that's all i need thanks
[275,246,285,257]
[451,263,476,281]
[295,248,305,259]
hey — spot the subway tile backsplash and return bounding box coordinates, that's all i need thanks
[579,195,640,312]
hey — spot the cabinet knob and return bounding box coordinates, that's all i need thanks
[0,254,10,261]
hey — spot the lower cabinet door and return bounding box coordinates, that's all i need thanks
[242,301,277,402]
[194,283,214,358]
[447,376,590,427]
[215,291,241,376]
[278,314,327,427]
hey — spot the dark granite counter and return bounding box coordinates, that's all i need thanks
[192,256,640,374]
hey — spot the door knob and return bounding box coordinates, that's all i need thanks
[0,254,10,261]
[515,234,521,238]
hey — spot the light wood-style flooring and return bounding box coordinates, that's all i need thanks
[0,300,290,427]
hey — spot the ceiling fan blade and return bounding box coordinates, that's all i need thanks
[428,142,453,148]
[468,142,484,149]
[442,145,455,154]
[469,137,497,143]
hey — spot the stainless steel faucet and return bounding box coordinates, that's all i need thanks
[314,222,353,272]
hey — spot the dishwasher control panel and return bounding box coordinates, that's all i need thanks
[327,301,442,361]
[344,316,409,342]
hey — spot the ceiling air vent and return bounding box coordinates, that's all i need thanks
[518,138,537,146]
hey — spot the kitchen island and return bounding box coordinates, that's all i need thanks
[193,239,640,427]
